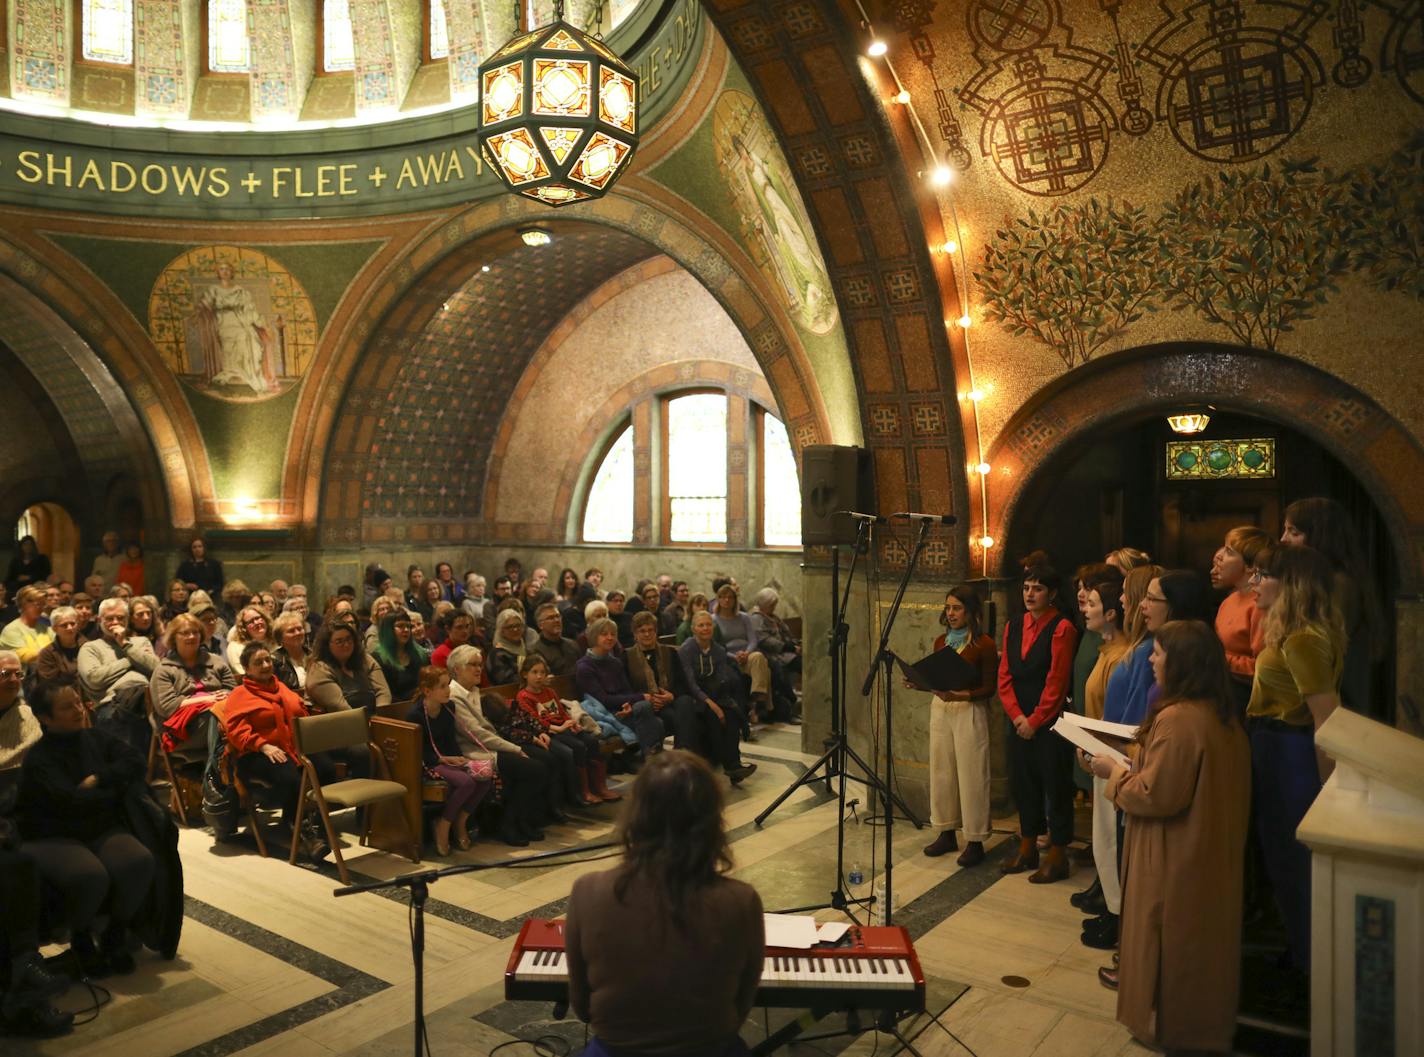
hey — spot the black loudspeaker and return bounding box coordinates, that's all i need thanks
[801,445,875,545]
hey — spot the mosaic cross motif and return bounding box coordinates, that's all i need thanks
[1138,0,1326,163]
[970,0,1056,52]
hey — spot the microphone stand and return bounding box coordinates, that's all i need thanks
[756,515,921,923]
[332,840,619,1057]
[858,517,933,926]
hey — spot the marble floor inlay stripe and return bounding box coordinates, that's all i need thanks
[167,897,391,1057]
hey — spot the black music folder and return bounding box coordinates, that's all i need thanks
[896,645,978,693]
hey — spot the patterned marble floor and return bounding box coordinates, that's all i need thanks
[14,728,1155,1057]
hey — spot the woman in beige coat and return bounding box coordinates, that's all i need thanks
[1087,620,1251,1055]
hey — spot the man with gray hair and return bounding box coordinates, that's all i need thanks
[78,599,158,749]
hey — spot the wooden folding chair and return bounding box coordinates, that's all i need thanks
[288,709,419,883]
[145,688,207,825]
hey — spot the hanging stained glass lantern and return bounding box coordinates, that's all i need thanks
[475,2,639,207]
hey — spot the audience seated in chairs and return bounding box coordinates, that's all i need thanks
[517,655,608,807]
[711,585,773,726]
[430,610,477,671]
[15,678,156,978]
[32,607,83,691]
[128,597,165,658]
[150,613,236,755]
[625,611,698,756]
[405,666,492,855]
[576,617,666,760]
[676,612,756,784]
[1,587,54,670]
[220,642,331,862]
[674,592,719,646]
[372,611,428,702]
[489,608,529,686]
[306,621,392,715]
[748,587,802,724]
[78,599,159,753]
[531,603,580,678]
[271,612,312,695]
[446,645,558,846]
[226,605,275,678]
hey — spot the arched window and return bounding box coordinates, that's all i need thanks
[427,0,449,60]
[322,0,356,71]
[80,0,134,65]
[760,411,801,547]
[582,423,634,543]
[665,392,727,543]
[208,0,251,73]
[579,389,801,548]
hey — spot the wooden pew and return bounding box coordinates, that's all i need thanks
[366,716,426,858]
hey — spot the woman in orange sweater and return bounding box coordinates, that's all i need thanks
[1211,526,1269,714]
[221,640,334,859]
[921,585,999,867]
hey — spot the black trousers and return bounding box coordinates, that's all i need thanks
[519,743,567,819]
[0,847,42,984]
[1006,723,1074,846]
[494,749,550,835]
[236,751,338,822]
[22,830,156,932]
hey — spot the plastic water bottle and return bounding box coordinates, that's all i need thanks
[848,862,865,889]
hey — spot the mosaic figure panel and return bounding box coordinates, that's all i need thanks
[147,245,317,402]
[712,89,839,336]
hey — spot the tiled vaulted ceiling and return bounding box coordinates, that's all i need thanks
[351,227,658,522]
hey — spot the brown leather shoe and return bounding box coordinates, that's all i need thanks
[956,840,985,867]
[1029,844,1070,884]
[1000,836,1040,874]
[923,831,958,857]
[1097,965,1118,991]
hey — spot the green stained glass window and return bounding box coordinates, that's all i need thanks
[83,0,134,65]
[1165,438,1276,480]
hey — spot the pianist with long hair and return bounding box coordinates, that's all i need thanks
[565,749,764,1057]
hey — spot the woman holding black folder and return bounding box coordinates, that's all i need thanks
[920,585,998,867]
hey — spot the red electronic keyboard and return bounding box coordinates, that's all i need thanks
[505,918,926,1014]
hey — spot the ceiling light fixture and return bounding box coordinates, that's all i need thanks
[520,226,553,247]
[867,38,888,57]
[476,0,639,208]
[1167,411,1212,434]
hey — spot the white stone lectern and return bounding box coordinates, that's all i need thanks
[1297,708,1424,1057]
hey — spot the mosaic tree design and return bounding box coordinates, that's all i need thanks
[1157,160,1352,350]
[976,198,1161,366]
[1343,133,1424,299]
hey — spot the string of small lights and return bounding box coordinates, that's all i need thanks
[857,7,998,577]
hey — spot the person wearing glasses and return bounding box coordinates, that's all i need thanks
[226,605,275,677]
[77,599,159,731]
[372,610,429,702]
[0,587,54,671]
[306,621,391,715]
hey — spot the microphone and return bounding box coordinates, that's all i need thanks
[891,512,958,525]
[833,510,887,524]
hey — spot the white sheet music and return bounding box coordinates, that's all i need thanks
[1057,712,1138,741]
[1052,716,1131,767]
[763,914,820,949]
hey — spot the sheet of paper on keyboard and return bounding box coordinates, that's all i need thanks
[816,921,851,943]
[763,914,820,948]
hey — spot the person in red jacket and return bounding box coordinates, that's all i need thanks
[997,562,1079,883]
[221,641,333,860]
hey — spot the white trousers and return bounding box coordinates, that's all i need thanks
[927,697,991,842]
[1091,774,1121,913]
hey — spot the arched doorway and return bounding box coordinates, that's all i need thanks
[15,502,82,586]
[1004,410,1398,722]
[987,345,1422,728]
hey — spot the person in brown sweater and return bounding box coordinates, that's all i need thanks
[565,750,763,1057]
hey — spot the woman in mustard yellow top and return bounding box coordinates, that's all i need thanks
[1246,544,1344,975]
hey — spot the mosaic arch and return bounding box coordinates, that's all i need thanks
[985,344,1424,591]
[308,194,840,544]
[0,266,176,537]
